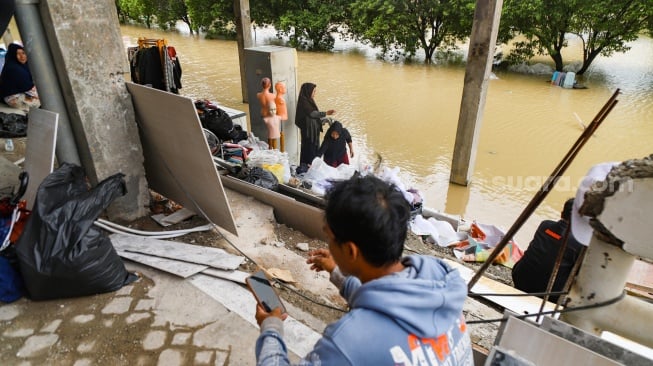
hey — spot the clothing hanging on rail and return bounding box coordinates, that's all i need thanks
[128,38,182,94]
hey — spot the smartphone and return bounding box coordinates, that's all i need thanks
[246,270,286,313]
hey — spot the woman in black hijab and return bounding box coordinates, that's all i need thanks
[0,43,40,112]
[295,82,335,166]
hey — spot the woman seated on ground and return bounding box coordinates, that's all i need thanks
[317,120,354,167]
[0,43,40,113]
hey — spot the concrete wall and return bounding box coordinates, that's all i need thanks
[39,0,148,220]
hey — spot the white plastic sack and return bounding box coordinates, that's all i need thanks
[377,166,414,203]
[304,158,356,182]
[247,149,290,183]
[410,214,466,247]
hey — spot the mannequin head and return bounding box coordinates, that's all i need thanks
[268,101,277,115]
[261,77,272,90]
[275,81,286,96]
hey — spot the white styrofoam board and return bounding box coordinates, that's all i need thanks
[189,273,321,358]
[110,233,244,270]
[117,250,208,278]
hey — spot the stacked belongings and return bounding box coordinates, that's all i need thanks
[0,172,29,303]
[15,163,138,300]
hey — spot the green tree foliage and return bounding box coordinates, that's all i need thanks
[500,0,577,71]
[115,0,652,71]
[118,0,157,28]
[154,0,194,34]
[250,0,347,51]
[571,0,652,75]
[185,0,236,38]
[501,0,652,74]
[348,0,475,63]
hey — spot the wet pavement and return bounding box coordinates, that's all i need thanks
[0,187,329,366]
[0,261,270,365]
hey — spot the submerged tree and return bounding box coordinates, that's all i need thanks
[184,0,237,37]
[250,0,347,51]
[501,0,652,74]
[500,0,578,72]
[154,0,194,34]
[571,0,652,75]
[348,0,475,63]
[118,0,157,28]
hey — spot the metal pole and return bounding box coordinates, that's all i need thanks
[467,90,620,290]
[14,0,81,165]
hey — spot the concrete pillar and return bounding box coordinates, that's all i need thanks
[562,156,653,349]
[38,0,148,220]
[14,0,81,166]
[450,0,503,186]
[234,0,253,104]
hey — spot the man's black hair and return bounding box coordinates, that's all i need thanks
[324,175,410,267]
[562,198,574,221]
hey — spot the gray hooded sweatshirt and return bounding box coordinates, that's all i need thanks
[255,255,473,366]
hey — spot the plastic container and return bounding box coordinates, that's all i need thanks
[4,139,14,152]
[562,71,575,89]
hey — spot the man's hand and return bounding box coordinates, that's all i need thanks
[255,304,288,326]
[306,248,336,273]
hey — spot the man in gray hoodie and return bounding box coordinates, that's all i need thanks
[254,175,473,365]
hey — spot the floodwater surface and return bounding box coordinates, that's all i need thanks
[120,25,652,245]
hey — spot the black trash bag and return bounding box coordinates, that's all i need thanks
[195,101,238,141]
[15,163,137,300]
[0,112,28,138]
[236,166,279,191]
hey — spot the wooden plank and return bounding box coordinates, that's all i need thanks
[628,259,653,290]
[23,109,58,209]
[125,82,238,235]
[443,258,558,318]
[497,317,621,365]
[118,250,208,278]
[110,233,244,270]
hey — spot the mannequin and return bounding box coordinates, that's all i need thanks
[274,81,288,120]
[263,102,281,150]
[274,81,288,151]
[256,77,276,118]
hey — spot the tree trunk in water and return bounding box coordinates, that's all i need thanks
[577,50,601,75]
[551,52,564,71]
[183,18,193,35]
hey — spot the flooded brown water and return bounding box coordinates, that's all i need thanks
[120,25,652,245]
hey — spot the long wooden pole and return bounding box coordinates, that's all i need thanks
[467,89,621,290]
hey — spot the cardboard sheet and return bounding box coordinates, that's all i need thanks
[125,82,237,235]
